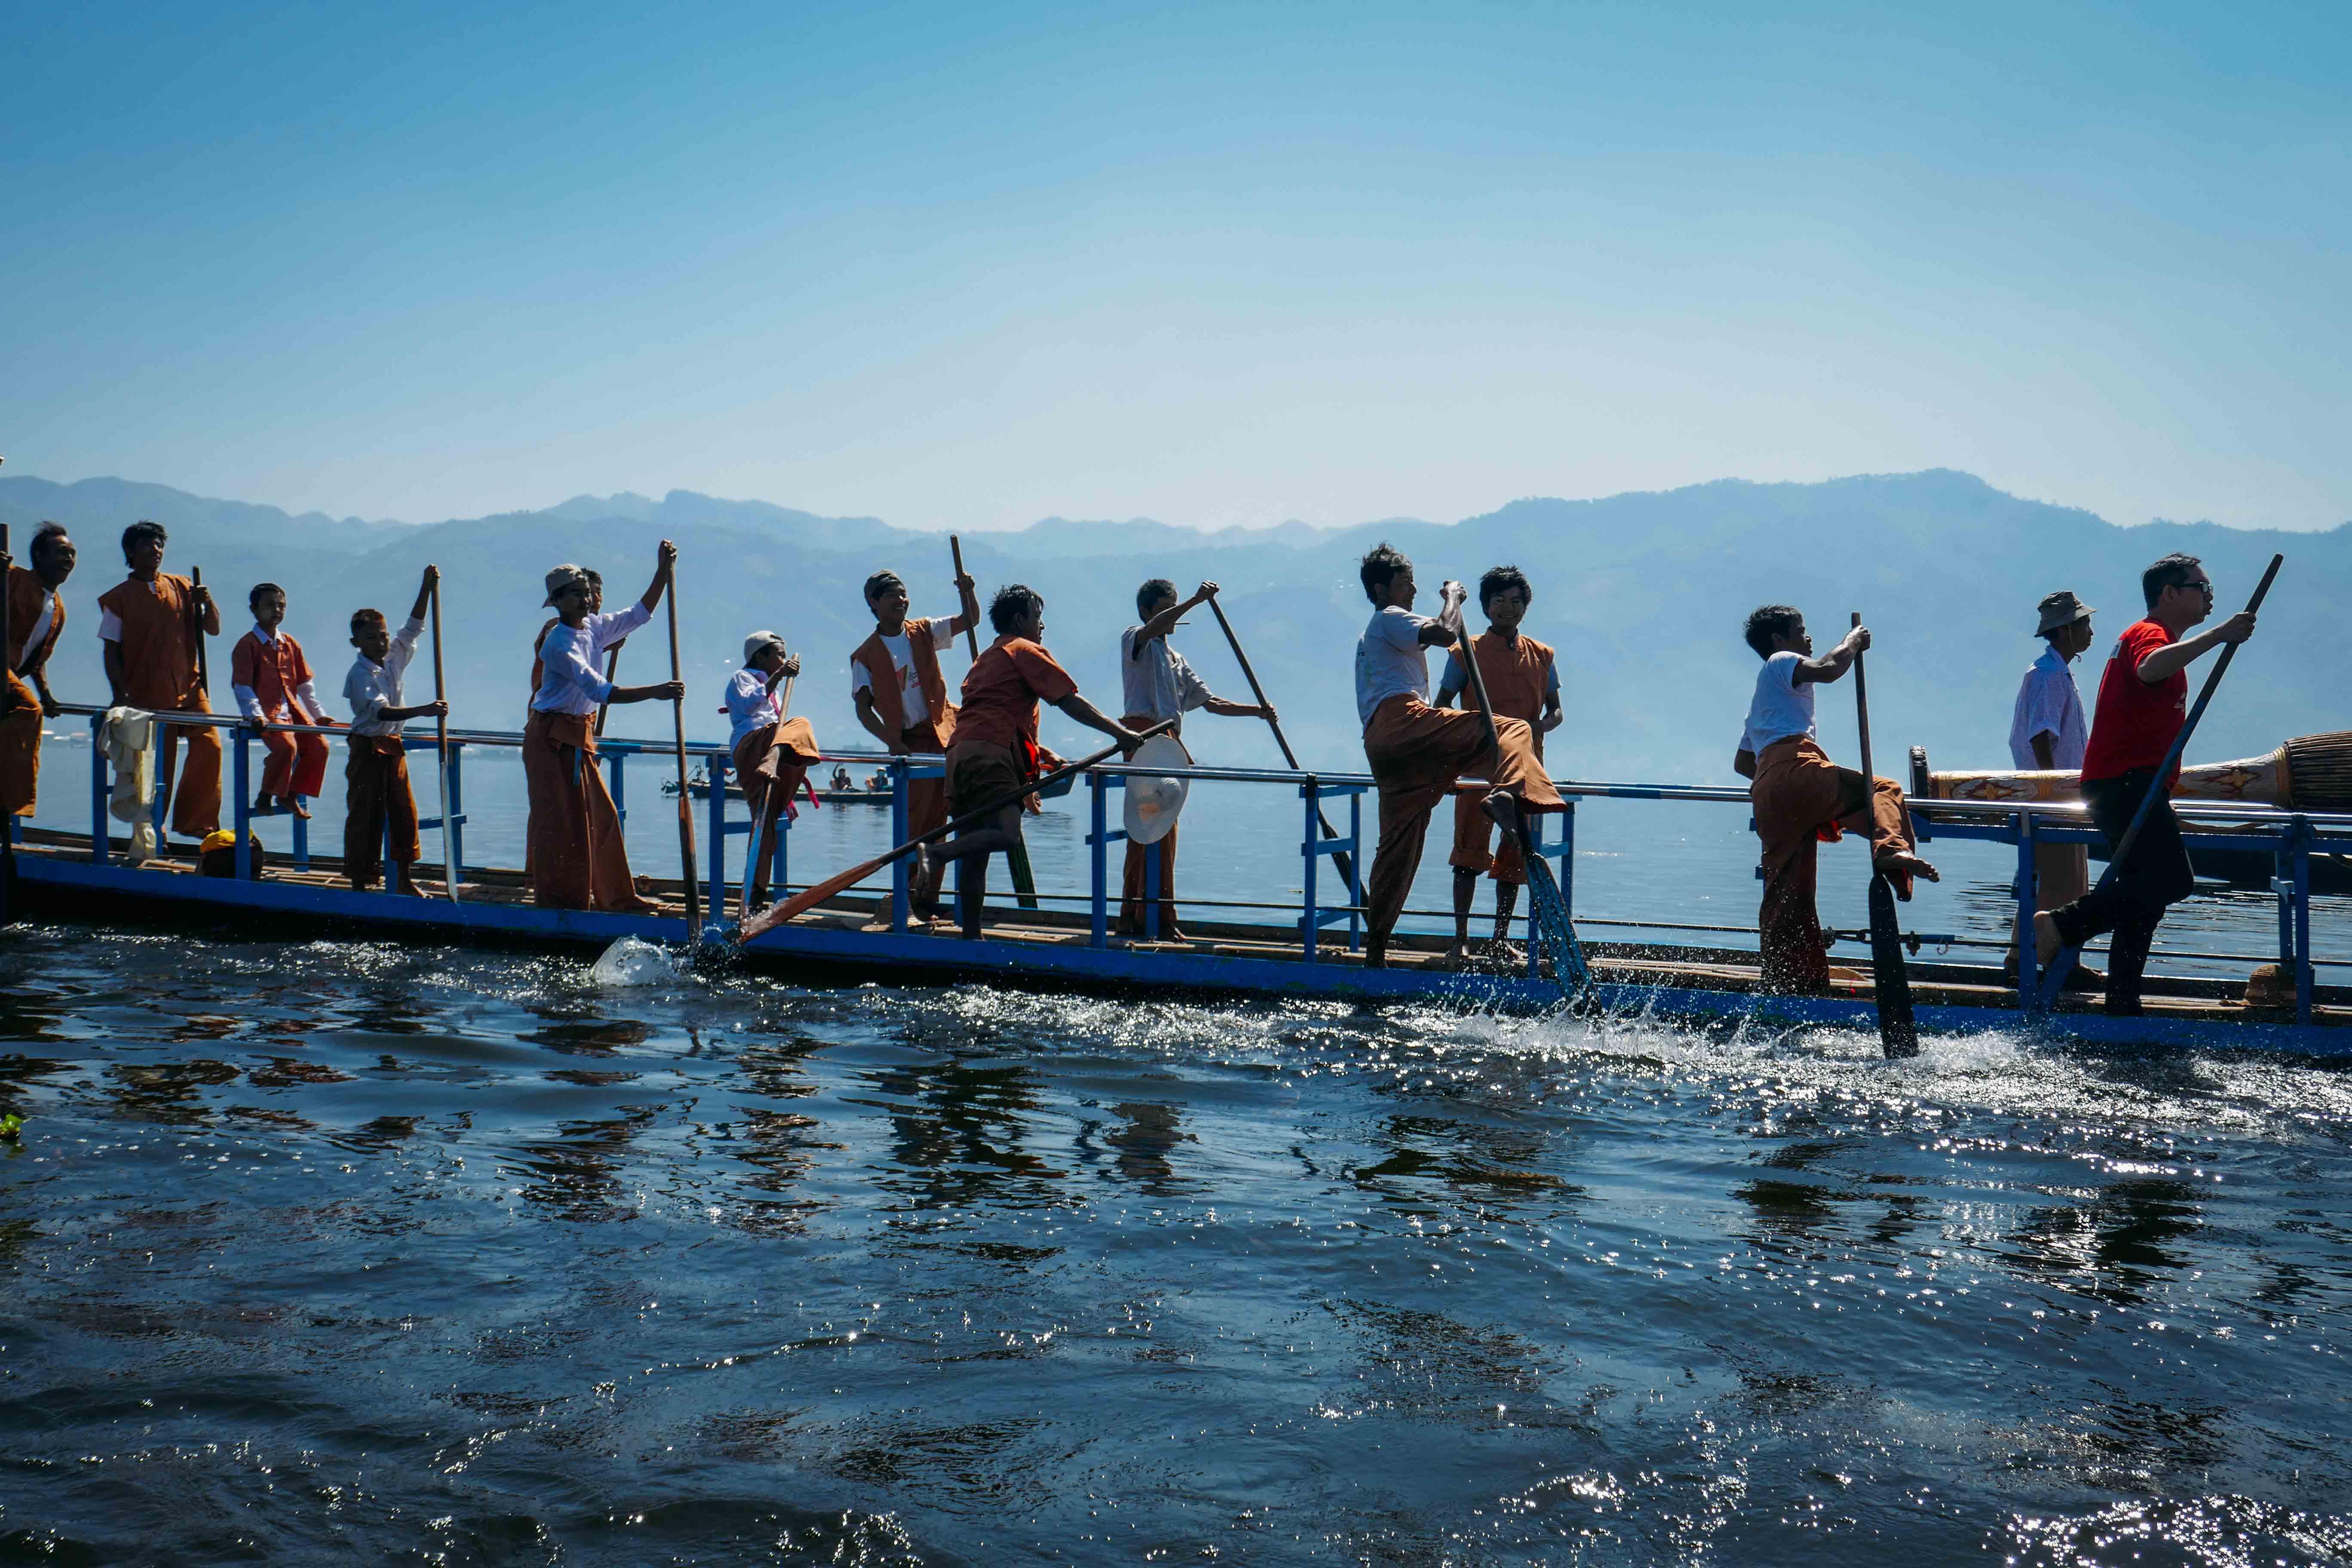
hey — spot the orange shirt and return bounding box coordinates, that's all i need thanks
[954,636,1078,753]
[97,572,206,710]
[8,564,64,675]
[1446,631,1556,752]
[231,630,321,721]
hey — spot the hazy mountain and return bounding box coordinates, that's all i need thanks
[7,469,2343,786]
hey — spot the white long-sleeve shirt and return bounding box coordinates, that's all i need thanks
[531,602,652,716]
[343,616,426,736]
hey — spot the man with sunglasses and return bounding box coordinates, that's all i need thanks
[2033,552,2257,1014]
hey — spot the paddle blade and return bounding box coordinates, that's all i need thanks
[1518,839,1591,997]
[737,851,892,941]
[1866,873,1920,1057]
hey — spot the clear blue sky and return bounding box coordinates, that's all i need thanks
[6,0,2345,533]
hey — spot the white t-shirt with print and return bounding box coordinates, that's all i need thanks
[849,617,956,729]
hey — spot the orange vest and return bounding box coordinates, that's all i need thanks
[231,629,319,721]
[97,572,206,711]
[1464,631,1556,755]
[7,564,64,675]
[853,616,956,741]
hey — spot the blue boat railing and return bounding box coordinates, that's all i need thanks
[24,702,2351,1026]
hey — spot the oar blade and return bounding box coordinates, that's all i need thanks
[1867,873,1920,1056]
[1519,846,1591,997]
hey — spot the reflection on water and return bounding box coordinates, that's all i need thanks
[0,919,2349,1565]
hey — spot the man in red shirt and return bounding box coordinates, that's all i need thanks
[2032,552,2257,1014]
[918,584,1142,939]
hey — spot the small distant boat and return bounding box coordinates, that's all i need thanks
[662,768,892,805]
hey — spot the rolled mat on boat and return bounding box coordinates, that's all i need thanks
[1912,732,2352,811]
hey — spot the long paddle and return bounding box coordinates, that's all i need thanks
[1850,612,1918,1058]
[429,577,460,904]
[666,563,701,945]
[956,534,1038,909]
[190,565,210,698]
[595,645,620,737]
[1204,594,1354,891]
[739,718,1176,942]
[1447,586,1590,996]
[2034,552,2284,1008]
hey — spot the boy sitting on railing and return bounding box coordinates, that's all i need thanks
[1734,604,1937,994]
[341,567,445,895]
[1355,544,1562,970]
[727,630,819,913]
[232,582,336,820]
[918,585,1142,940]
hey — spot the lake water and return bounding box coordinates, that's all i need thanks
[8,728,2352,1564]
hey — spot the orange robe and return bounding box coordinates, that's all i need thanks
[1446,631,1556,886]
[522,710,653,913]
[97,573,220,839]
[1361,694,1562,943]
[231,630,331,799]
[4,564,65,818]
[1749,736,1916,994]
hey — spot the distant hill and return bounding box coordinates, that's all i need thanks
[5,469,2343,783]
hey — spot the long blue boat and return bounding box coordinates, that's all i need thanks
[8,702,2347,1055]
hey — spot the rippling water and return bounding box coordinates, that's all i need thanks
[4,922,2352,1565]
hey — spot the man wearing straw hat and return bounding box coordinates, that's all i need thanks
[2007,589,2098,987]
[523,548,684,912]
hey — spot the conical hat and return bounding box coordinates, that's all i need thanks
[1122,734,1192,846]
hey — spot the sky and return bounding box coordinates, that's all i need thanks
[5,0,2346,533]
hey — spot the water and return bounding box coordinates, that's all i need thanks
[5,924,2352,1564]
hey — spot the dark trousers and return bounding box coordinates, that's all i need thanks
[2049,768,2196,1014]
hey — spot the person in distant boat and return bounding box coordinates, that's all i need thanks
[341,568,445,895]
[3,522,77,821]
[850,565,983,916]
[524,547,686,912]
[918,585,1142,939]
[231,582,336,820]
[1435,565,1563,967]
[1355,544,1563,970]
[726,631,820,912]
[830,765,854,793]
[1117,578,1273,941]
[1734,605,1939,995]
[2033,553,2257,1016]
[98,520,220,847]
[2007,589,2098,987]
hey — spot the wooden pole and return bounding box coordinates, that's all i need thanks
[595,645,620,736]
[1850,612,1918,1057]
[190,565,210,698]
[1204,594,1353,890]
[430,578,460,903]
[949,535,980,659]
[667,563,702,945]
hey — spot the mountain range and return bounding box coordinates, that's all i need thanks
[4,470,2343,784]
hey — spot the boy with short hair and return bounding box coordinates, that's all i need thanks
[98,520,220,845]
[1734,605,1938,994]
[851,566,983,915]
[1435,564,1562,965]
[1355,544,1563,968]
[2032,552,2258,1015]
[726,631,821,912]
[3,522,76,820]
[232,582,336,819]
[341,567,445,894]
[918,584,1141,939]
[1117,577,1271,940]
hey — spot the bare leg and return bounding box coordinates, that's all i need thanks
[1488,882,1525,964]
[1446,869,1478,965]
[917,803,1024,939]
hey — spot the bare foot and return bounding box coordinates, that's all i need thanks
[1440,941,1472,969]
[912,844,935,895]
[1482,939,1528,967]
[1364,937,1388,970]
[286,797,311,821]
[393,878,425,898]
[2033,910,2063,969]
[1479,789,1520,836]
[1875,851,1939,900]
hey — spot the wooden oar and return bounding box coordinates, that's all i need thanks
[738,719,1176,943]
[666,564,701,945]
[1850,612,1919,1058]
[190,565,210,698]
[949,535,980,660]
[1448,587,1589,997]
[1204,594,1353,890]
[429,576,460,904]
[2035,552,2284,1008]
[595,644,620,737]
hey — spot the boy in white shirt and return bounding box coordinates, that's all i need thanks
[850,565,982,915]
[1354,544,1562,968]
[1733,604,1936,994]
[340,566,444,894]
[727,631,821,912]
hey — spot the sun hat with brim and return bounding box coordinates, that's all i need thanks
[542,564,592,607]
[2035,590,2095,635]
[742,631,785,665]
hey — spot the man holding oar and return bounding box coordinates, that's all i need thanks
[3,524,75,823]
[98,521,221,848]
[917,585,1143,940]
[851,565,983,918]
[2033,553,2258,1015]
[1118,577,1273,940]
[1734,606,1938,995]
[524,545,685,913]
[1354,545,1562,970]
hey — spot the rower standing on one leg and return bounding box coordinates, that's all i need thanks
[726,630,821,913]
[1735,605,1938,995]
[2031,553,2258,1016]
[1435,565,1562,967]
[1354,544,1563,970]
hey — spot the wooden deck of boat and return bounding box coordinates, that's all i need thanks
[12,826,2347,1046]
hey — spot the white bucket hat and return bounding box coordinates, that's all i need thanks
[742,630,784,665]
